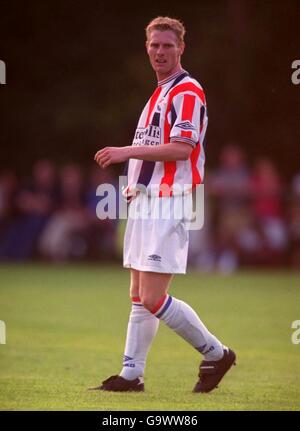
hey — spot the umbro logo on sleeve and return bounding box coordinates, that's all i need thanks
[175,120,196,131]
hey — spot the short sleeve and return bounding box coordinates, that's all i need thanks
[169,92,202,147]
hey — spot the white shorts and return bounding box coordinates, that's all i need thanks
[123,193,192,274]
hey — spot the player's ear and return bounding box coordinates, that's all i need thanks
[145,40,149,53]
[180,41,185,56]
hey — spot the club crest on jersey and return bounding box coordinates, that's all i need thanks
[133,125,161,147]
[175,120,196,131]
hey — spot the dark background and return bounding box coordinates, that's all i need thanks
[1,0,300,179]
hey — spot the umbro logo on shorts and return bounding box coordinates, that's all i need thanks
[148,254,162,262]
[175,120,196,131]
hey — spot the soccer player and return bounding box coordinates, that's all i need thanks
[91,16,236,393]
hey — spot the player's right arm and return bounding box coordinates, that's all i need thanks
[94,141,193,169]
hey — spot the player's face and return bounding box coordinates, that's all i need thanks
[146,30,184,80]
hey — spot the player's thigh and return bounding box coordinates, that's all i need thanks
[129,268,140,298]
[139,271,173,310]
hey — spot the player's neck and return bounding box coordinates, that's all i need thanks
[156,64,183,84]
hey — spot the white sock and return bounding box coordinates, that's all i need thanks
[119,297,159,380]
[151,294,224,361]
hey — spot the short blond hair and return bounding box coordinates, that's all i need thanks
[145,16,186,44]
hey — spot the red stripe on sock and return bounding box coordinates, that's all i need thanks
[151,294,167,315]
[132,296,141,303]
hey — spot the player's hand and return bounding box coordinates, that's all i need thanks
[94,147,129,168]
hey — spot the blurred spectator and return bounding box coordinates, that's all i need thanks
[207,144,252,272]
[0,171,19,253]
[38,163,88,261]
[188,191,215,272]
[250,158,288,265]
[38,164,119,261]
[208,144,251,210]
[85,166,119,260]
[0,160,57,260]
[289,173,300,268]
[0,170,18,221]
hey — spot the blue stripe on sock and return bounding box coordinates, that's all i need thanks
[156,295,173,318]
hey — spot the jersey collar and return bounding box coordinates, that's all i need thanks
[157,69,187,87]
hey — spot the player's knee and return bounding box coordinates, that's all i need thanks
[140,294,157,312]
[129,270,140,298]
[130,283,140,298]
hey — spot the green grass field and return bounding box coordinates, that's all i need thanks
[0,264,299,411]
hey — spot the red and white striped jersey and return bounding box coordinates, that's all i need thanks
[123,70,208,197]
